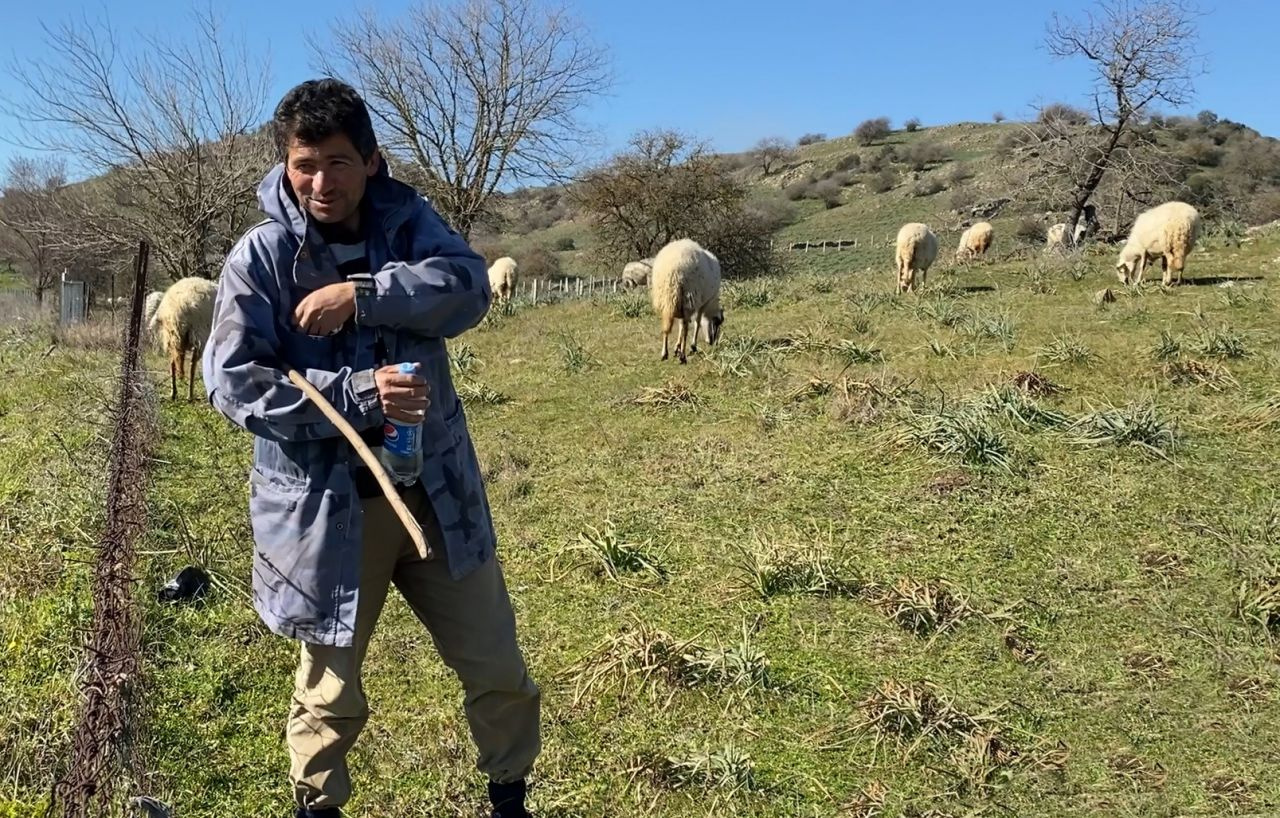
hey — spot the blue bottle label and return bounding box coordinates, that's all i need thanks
[383,421,419,456]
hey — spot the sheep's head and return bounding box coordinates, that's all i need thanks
[702,307,725,345]
[1115,244,1142,284]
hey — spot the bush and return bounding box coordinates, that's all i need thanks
[854,117,892,146]
[745,193,800,231]
[797,132,827,146]
[1013,217,1046,244]
[905,118,921,132]
[835,153,862,172]
[829,170,854,187]
[947,163,975,185]
[553,236,576,251]
[471,240,511,265]
[783,176,815,201]
[949,186,978,212]
[810,180,843,208]
[912,178,945,197]
[1038,103,1090,126]
[900,141,951,171]
[867,168,897,193]
[993,111,1006,123]
[521,245,561,279]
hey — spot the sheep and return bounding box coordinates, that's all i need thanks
[894,223,938,293]
[621,257,654,289]
[487,256,518,304]
[153,276,218,401]
[650,238,725,364]
[142,290,165,347]
[1115,201,1202,287]
[1045,223,1071,252]
[955,221,994,261]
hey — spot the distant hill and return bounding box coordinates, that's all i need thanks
[479,116,1280,278]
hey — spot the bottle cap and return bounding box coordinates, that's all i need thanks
[399,361,416,375]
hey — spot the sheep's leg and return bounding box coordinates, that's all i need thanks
[188,346,198,402]
[1132,256,1146,287]
[169,356,178,400]
[676,317,689,365]
[690,310,702,355]
[660,313,672,360]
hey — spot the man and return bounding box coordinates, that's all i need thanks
[202,78,540,818]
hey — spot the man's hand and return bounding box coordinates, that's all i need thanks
[376,363,429,423]
[294,282,356,336]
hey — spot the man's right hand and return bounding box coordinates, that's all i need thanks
[375,363,429,423]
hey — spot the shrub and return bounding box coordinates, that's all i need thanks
[904,118,921,132]
[835,153,862,172]
[553,236,576,251]
[744,193,800,231]
[521,245,561,279]
[948,163,975,185]
[854,117,892,146]
[912,178,945,197]
[783,176,815,201]
[1038,103,1090,126]
[810,180,843,208]
[949,186,978,212]
[1013,217,1046,244]
[868,168,897,193]
[900,141,951,171]
[797,132,827,146]
[993,111,1006,123]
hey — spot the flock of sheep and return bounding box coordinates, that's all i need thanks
[136,197,1203,402]
[894,199,1203,294]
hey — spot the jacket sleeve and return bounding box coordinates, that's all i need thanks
[353,199,492,338]
[202,252,384,444]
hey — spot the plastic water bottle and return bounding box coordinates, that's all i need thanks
[380,362,424,486]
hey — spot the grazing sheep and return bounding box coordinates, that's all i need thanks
[1115,201,1202,286]
[621,258,654,289]
[894,223,938,293]
[142,290,165,346]
[487,256,518,304]
[955,221,994,261]
[650,238,724,363]
[153,277,218,401]
[1045,223,1071,252]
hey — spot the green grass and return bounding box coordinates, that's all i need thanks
[3,214,1280,818]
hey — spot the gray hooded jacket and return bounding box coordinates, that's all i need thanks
[202,159,495,646]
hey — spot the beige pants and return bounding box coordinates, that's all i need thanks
[287,484,541,808]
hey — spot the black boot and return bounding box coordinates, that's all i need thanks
[488,779,531,818]
[295,809,342,818]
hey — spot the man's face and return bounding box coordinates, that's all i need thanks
[284,133,379,229]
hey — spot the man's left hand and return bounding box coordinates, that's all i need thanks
[294,282,356,336]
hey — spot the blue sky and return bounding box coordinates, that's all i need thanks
[1,0,1277,174]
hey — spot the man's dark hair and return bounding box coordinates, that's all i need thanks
[272,78,378,161]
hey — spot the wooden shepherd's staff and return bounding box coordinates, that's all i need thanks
[284,367,433,561]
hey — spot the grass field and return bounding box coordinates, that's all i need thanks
[4,226,1280,817]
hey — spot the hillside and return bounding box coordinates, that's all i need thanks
[485,116,1280,280]
[4,208,1280,815]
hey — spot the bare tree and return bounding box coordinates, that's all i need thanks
[1019,0,1204,236]
[574,129,778,278]
[752,137,794,175]
[2,6,273,281]
[320,0,612,238]
[0,157,70,305]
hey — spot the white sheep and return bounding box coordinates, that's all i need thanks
[894,223,938,293]
[142,290,165,347]
[1115,201,1202,286]
[153,277,218,401]
[487,256,518,304]
[650,238,724,363]
[955,221,994,261]
[621,258,654,289]
[1045,221,1089,253]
